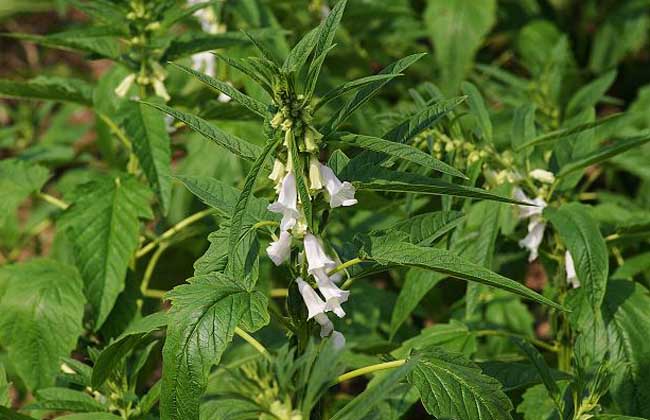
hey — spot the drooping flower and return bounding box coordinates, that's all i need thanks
[269,159,286,192]
[115,74,136,97]
[330,331,345,350]
[514,187,547,261]
[152,78,170,102]
[565,250,580,288]
[529,169,556,184]
[309,157,323,191]
[296,277,334,337]
[266,230,292,266]
[268,173,299,231]
[303,233,336,274]
[316,163,357,208]
[313,268,349,318]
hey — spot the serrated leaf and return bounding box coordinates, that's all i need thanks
[214,53,274,94]
[227,140,278,280]
[168,63,267,118]
[335,133,466,178]
[142,102,263,161]
[479,361,571,392]
[461,81,493,142]
[408,347,513,420]
[393,320,476,358]
[60,174,153,329]
[160,272,269,420]
[164,30,272,60]
[545,203,608,310]
[390,269,445,338]
[175,175,274,222]
[557,132,650,177]
[516,113,621,150]
[305,0,347,97]
[326,53,426,132]
[566,70,617,117]
[330,358,417,420]
[123,100,172,214]
[425,0,496,95]
[384,96,466,143]
[26,388,106,412]
[4,27,121,59]
[517,382,569,420]
[0,158,49,225]
[0,259,85,390]
[91,312,168,388]
[360,236,564,310]
[193,229,229,276]
[0,76,93,105]
[345,164,523,205]
[381,210,465,246]
[54,414,122,420]
[314,74,402,111]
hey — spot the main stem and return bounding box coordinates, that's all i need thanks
[234,327,272,361]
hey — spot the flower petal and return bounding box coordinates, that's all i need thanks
[266,230,292,266]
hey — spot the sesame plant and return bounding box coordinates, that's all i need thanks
[1,1,650,420]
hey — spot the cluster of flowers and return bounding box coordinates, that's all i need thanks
[514,169,579,289]
[265,99,357,349]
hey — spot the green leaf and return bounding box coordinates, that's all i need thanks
[346,164,524,205]
[516,113,622,150]
[91,312,168,388]
[168,63,267,118]
[0,76,93,105]
[0,259,85,390]
[335,133,466,178]
[3,27,121,59]
[566,70,617,117]
[213,53,274,94]
[425,0,496,95]
[26,388,106,412]
[60,174,153,329]
[141,102,263,161]
[315,74,402,111]
[390,269,445,338]
[511,338,562,413]
[511,104,536,150]
[63,0,128,28]
[557,132,650,177]
[326,53,426,132]
[290,140,313,230]
[461,81,493,142]
[393,320,476,358]
[385,97,467,143]
[359,236,564,310]
[0,407,37,420]
[164,30,272,60]
[175,175,274,222]
[408,347,513,420]
[160,272,269,420]
[227,140,278,280]
[479,361,571,392]
[54,414,122,420]
[545,203,608,309]
[517,382,570,420]
[193,229,229,276]
[123,100,172,214]
[0,158,49,225]
[330,358,417,420]
[591,416,648,420]
[381,210,465,246]
[305,0,347,97]
[283,26,319,74]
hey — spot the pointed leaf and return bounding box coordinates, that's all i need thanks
[0,76,93,105]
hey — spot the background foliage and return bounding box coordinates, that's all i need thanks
[1,0,650,419]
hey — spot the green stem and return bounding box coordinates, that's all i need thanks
[136,208,215,258]
[270,288,288,298]
[38,192,69,210]
[234,327,272,361]
[140,244,166,297]
[336,360,406,384]
[97,112,133,152]
[328,257,364,276]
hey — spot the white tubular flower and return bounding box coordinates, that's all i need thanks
[304,233,336,274]
[514,187,547,261]
[313,269,349,318]
[519,219,546,262]
[217,92,232,103]
[268,159,286,192]
[164,115,177,134]
[191,51,216,77]
[268,173,299,231]
[565,250,580,288]
[115,74,136,97]
[296,277,327,320]
[309,156,323,191]
[152,79,171,102]
[314,313,334,337]
[266,230,292,266]
[529,169,556,184]
[318,163,358,208]
[331,331,345,349]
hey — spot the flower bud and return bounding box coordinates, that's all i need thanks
[529,169,555,184]
[271,112,284,129]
